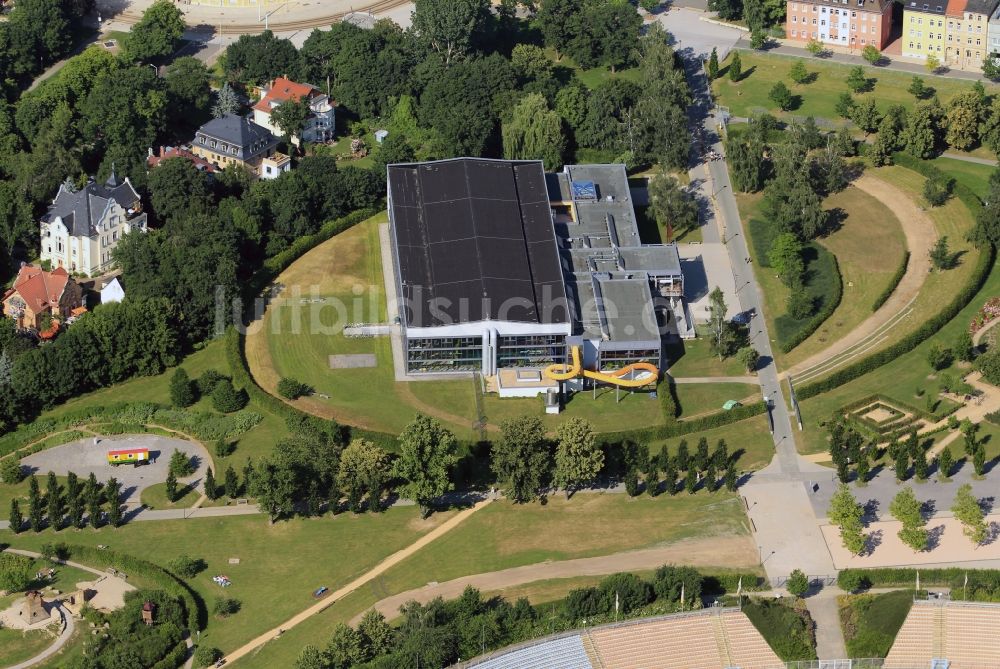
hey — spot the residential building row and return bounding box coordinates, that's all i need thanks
[785,0,1000,69]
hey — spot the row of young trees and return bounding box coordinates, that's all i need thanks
[829,481,990,554]
[293,566,709,669]
[7,470,125,533]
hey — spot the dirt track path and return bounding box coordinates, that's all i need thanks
[349,534,759,625]
[784,174,936,380]
[220,499,491,667]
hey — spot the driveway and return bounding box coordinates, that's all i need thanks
[679,243,742,322]
[20,435,210,505]
[655,7,744,61]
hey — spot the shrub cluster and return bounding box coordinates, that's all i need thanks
[838,567,1000,601]
[779,252,843,354]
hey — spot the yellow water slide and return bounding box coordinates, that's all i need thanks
[543,346,659,388]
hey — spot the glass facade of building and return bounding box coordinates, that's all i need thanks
[599,347,660,369]
[406,336,483,373]
[497,335,567,368]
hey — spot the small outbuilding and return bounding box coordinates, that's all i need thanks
[22,590,49,625]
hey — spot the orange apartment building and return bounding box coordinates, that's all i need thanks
[786,0,894,50]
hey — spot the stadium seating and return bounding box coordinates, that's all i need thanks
[470,634,594,669]
[886,600,1000,669]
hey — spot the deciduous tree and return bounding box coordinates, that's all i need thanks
[768,233,805,286]
[553,418,603,496]
[392,414,458,516]
[337,439,391,513]
[412,0,489,65]
[501,93,565,171]
[890,486,928,551]
[648,172,698,238]
[952,483,987,545]
[121,0,185,63]
[492,416,550,503]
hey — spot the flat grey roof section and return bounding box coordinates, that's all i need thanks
[388,159,569,328]
[596,278,662,344]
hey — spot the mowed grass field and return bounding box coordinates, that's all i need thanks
[783,185,908,367]
[712,50,999,121]
[933,156,996,197]
[232,491,756,669]
[7,507,449,655]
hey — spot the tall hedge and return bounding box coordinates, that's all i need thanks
[608,401,768,443]
[872,251,910,312]
[838,567,1000,601]
[779,251,843,354]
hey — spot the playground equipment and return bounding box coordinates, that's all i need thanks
[543,346,658,388]
[106,447,149,466]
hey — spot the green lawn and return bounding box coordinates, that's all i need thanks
[933,156,996,197]
[0,624,63,667]
[7,508,445,655]
[140,481,200,509]
[649,413,776,471]
[665,337,749,377]
[783,185,908,367]
[713,50,999,123]
[839,590,914,658]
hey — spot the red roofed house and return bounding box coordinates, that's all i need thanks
[2,264,83,331]
[252,77,336,147]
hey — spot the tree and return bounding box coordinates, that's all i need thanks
[0,552,33,592]
[768,81,793,111]
[708,286,730,360]
[786,569,809,597]
[902,101,940,159]
[538,0,577,58]
[768,233,805,286]
[165,470,178,503]
[46,471,62,531]
[169,449,195,477]
[296,645,327,669]
[728,51,743,82]
[212,380,249,413]
[224,30,301,86]
[553,418,603,496]
[707,47,719,80]
[212,83,241,119]
[67,473,83,529]
[204,467,218,501]
[338,439,391,514]
[856,458,870,485]
[926,53,941,73]
[412,0,489,65]
[271,98,312,150]
[738,346,760,373]
[393,414,458,517]
[945,91,985,150]
[861,45,881,65]
[85,473,101,529]
[908,76,929,99]
[952,483,988,545]
[835,92,856,119]
[929,235,956,271]
[851,97,882,135]
[252,461,298,522]
[890,487,927,551]
[28,474,43,532]
[648,172,698,239]
[789,59,808,85]
[913,447,929,482]
[224,465,240,499]
[828,483,866,554]
[926,343,953,370]
[492,416,551,503]
[121,0,185,63]
[166,56,213,127]
[973,443,986,476]
[724,465,738,492]
[870,116,898,167]
[213,596,241,618]
[150,157,212,224]
[106,477,122,528]
[684,466,698,493]
[564,1,643,71]
[805,39,824,56]
[8,499,23,534]
[169,368,196,408]
[846,66,869,93]
[984,53,1000,80]
[501,93,566,171]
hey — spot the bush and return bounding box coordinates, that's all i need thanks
[778,248,842,353]
[169,369,197,408]
[39,541,70,561]
[742,599,817,660]
[923,174,954,206]
[926,343,954,371]
[598,573,654,614]
[166,555,206,579]
[193,646,223,668]
[837,570,870,592]
[215,438,235,458]
[168,450,195,477]
[786,569,809,597]
[212,380,249,413]
[563,586,603,619]
[277,377,311,400]
[1,457,24,484]
[212,596,241,617]
[196,370,227,396]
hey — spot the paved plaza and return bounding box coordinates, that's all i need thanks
[20,435,210,505]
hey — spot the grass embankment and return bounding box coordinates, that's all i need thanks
[794,166,985,454]
[742,598,818,661]
[839,590,914,658]
[0,624,63,667]
[712,50,998,121]
[8,507,445,655]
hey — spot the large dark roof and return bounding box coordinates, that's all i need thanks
[388,159,569,328]
[42,174,140,238]
[196,114,277,153]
